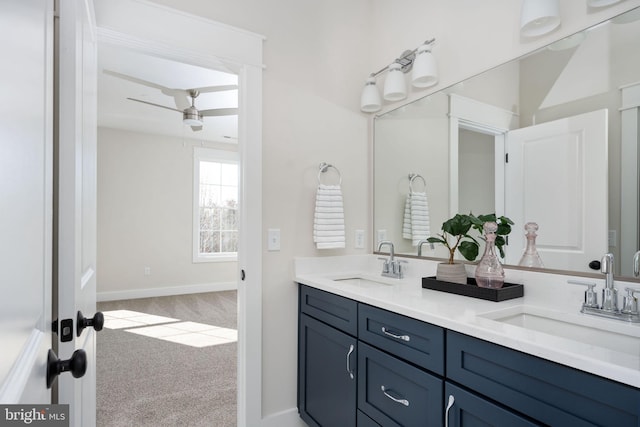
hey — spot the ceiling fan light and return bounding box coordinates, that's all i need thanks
[183,108,203,126]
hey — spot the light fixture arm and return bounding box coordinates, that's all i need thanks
[369,38,435,78]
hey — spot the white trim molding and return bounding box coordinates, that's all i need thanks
[97,281,238,302]
[620,81,640,275]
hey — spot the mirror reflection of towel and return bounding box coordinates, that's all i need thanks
[314,184,345,249]
[403,191,430,246]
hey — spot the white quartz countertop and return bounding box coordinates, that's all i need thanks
[294,255,640,388]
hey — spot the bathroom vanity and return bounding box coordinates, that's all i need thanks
[295,255,640,426]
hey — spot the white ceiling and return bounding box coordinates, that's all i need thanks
[97,44,238,143]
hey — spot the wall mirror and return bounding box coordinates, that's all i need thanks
[374,6,640,279]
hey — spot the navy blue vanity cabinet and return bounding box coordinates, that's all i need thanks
[447,331,640,426]
[444,382,539,427]
[298,285,358,427]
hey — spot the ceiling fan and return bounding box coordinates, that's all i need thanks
[103,69,238,131]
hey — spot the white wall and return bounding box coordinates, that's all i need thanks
[97,127,238,300]
[140,0,640,423]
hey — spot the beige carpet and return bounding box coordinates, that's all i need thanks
[96,291,237,427]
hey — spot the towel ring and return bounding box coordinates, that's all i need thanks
[408,173,426,193]
[318,162,342,186]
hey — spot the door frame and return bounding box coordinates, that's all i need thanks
[94,3,264,425]
[620,82,640,276]
[448,94,516,217]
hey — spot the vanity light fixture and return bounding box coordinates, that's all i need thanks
[520,0,561,37]
[360,77,382,113]
[359,38,437,113]
[411,43,438,88]
[383,62,408,101]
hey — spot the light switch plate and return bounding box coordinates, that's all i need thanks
[355,230,365,249]
[268,228,281,251]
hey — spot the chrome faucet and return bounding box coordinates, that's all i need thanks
[569,252,640,323]
[600,253,617,312]
[417,239,434,256]
[377,241,406,279]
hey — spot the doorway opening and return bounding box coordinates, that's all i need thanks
[95,38,240,427]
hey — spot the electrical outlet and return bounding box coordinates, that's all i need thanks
[268,228,281,251]
[377,229,387,244]
[355,230,365,249]
[144,266,151,276]
[608,230,617,247]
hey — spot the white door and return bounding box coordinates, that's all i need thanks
[0,0,54,404]
[505,109,608,272]
[57,0,99,426]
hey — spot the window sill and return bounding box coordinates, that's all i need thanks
[193,254,238,263]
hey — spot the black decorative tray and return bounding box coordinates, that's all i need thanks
[421,276,523,302]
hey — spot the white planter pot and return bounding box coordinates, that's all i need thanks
[436,263,467,284]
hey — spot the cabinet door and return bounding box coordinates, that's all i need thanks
[299,314,357,427]
[445,383,540,427]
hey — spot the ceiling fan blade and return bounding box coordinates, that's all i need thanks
[200,108,239,117]
[192,85,238,94]
[126,97,181,113]
[104,70,171,92]
[171,93,191,111]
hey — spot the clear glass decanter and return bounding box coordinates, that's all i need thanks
[518,222,544,268]
[475,221,505,289]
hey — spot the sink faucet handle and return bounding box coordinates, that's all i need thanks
[568,280,599,308]
[622,287,640,314]
[377,257,390,273]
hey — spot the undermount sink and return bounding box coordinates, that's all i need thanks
[479,305,640,356]
[332,276,395,288]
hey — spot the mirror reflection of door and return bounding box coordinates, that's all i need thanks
[504,109,608,271]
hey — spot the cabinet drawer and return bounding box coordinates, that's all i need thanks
[445,382,540,427]
[358,304,444,375]
[447,331,640,426]
[358,342,443,426]
[299,285,358,336]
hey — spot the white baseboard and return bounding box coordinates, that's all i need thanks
[97,281,237,302]
[260,408,306,427]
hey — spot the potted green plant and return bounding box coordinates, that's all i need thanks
[427,213,513,284]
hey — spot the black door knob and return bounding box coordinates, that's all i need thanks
[589,260,601,270]
[46,349,87,388]
[77,311,104,336]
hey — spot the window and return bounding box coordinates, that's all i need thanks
[193,147,239,262]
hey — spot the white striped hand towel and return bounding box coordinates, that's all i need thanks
[314,184,345,249]
[403,191,431,246]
